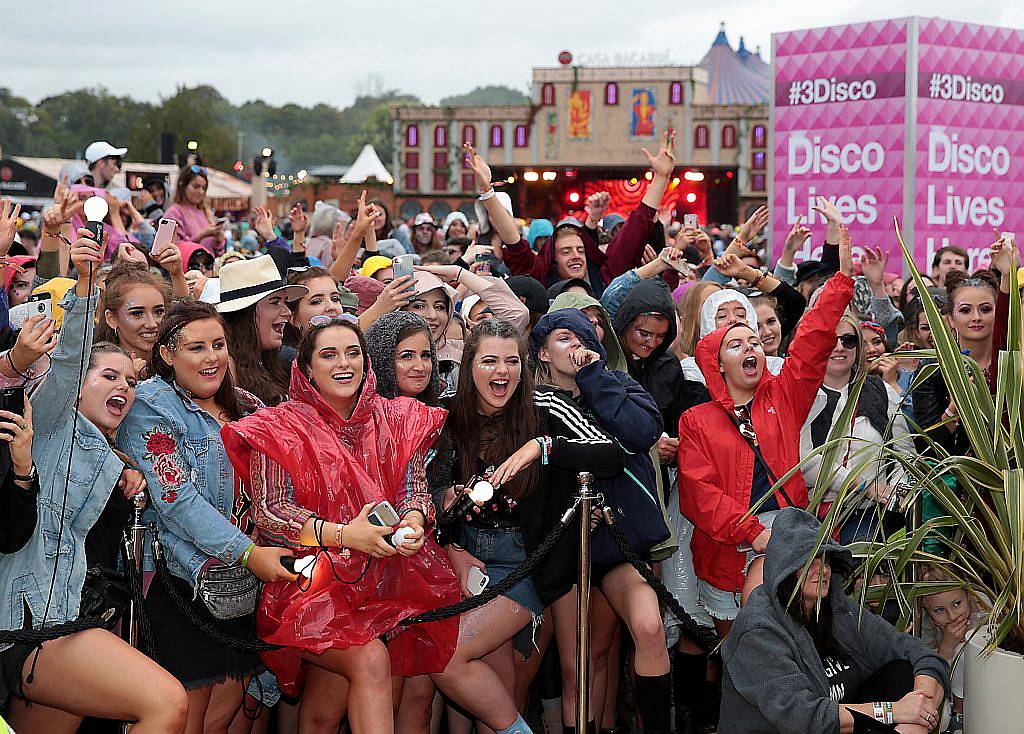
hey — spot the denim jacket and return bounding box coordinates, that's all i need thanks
[0,289,126,648]
[116,377,254,586]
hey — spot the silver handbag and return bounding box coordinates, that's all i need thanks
[196,564,261,620]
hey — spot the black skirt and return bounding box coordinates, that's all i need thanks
[145,572,263,690]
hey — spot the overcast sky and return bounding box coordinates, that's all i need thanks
[9,1,1024,108]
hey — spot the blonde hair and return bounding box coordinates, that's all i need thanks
[675,282,721,358]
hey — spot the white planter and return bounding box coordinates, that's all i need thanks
[964,627,1024,732]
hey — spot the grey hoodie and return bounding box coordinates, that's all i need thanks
[719,508,948,734]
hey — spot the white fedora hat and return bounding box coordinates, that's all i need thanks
[215,255,308,313]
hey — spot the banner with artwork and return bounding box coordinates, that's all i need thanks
[568,90,592,141]
[630,88,657,138]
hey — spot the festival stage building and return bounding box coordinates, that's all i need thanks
[390,26,769,227]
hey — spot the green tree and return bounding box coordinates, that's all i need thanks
[32,87,151,158]
[133,85,236,169]
[0,88,36,155]
[440,85,529,107]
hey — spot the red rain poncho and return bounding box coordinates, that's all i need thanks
[222,362,460,696]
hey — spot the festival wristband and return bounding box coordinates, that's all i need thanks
[239,542,256,567]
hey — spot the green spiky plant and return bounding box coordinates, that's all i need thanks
[792,221,1024,656]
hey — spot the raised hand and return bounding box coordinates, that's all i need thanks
[713,253,750,280]
[738,205,769,244]
[838,224,854,277]
[463,143,493,193]
[860,245,890,289]
[252,206,275,241]
[784,216,811,255]
[641,129,676,178]
[585,191,611,224]
[812,195,843,242]
[288,204,308,234]
[0,198,22,256]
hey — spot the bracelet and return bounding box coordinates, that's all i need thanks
[942,408,957,420]
[535,435,552,465]
[334,523,351,559]
[478,188,496,201]
[883,702,894,725]
[750,271,765,289]
[6,351,28,380]
[239,542,256,567]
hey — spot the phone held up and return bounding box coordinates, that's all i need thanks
[7,293,52,330]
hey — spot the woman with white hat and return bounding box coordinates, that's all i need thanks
[216,255,307,406]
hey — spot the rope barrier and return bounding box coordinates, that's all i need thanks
[0,496,719,657]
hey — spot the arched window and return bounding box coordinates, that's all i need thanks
[462,124,476,146]
[722,124,737,148]
[752,125,766,148]
[541,83,555,106]
[514,125,529,147]
[405,124,419,147]
[434,125,447,148]
[670,82,684,105]
[605,83,618,105]
[694,124,709,149]
[490,125,504,148]
[752,151,766,170]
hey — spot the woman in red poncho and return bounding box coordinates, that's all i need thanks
[222,316,460,732]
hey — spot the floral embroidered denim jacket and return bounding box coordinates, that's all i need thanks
[116,377,259,586]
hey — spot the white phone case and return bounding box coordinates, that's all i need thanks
[467,567,489,596]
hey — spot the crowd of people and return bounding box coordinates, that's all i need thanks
[0,131,1014,734]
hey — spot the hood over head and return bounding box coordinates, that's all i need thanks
[507,275,549,316]
[700,287,759,338]
[288,351,377,432]
[547,278,594,300]
[694,321,770,411]
[527,218,554,248]
[343,275,385,314]
[549,291,628,372]
[177,241,214,271]
[364,311,441,403]
[762,507,856,603]
[612,278,677,365]
[529,307,607,364]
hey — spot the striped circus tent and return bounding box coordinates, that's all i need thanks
[699,24,770,105]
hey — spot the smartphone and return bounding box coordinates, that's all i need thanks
[367,500,401,528]
[151,218,177,257]
[659,248,695,277]
[683,213,699,230]
[467,567,490,596]
[1001,231,1016,243]
[475,253,491,274]
[8,293,52,330]
[392,255,416,291]
[0,387,24,448]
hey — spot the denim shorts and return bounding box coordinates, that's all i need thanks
[458,524,544,616]
[697,510,780,621]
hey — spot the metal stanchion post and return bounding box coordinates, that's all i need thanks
[575,471,596,733]
[121,495,147,734]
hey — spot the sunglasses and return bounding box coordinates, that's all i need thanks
[190,165,207,175]
[837,333,859,349]
[309,314,358,327]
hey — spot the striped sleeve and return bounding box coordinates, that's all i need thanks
[397,449,436,525]
[248,451,314,550]
[533,390,625,478]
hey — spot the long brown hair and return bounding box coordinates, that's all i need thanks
[151,300,244,421]
[173,164,208,207]
[222,305,289,406]
[96,260,171,346]
[675,281,721,358]
[449,319,538,498]
[284,266,333,347]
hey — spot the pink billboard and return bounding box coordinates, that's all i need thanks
[912,19,1024,272]
[771,18,1024,271]
[771,19,910,266]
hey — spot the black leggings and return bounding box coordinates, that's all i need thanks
[850,659,915,703]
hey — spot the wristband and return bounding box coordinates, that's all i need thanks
[12,465,36,483]
[942,408,957,421]
[6,351,28,380]
[335,523,351,559]
[239,542,256,567]
[478,188,496,201]
[535,436,552,465]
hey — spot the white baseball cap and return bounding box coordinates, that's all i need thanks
[84,141,128,165]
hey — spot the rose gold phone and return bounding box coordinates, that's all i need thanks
[152,218,177,256]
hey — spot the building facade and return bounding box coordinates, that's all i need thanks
[390,26,769,226]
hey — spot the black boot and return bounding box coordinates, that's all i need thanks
[634,673,671,734]
[672,651,707,734]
